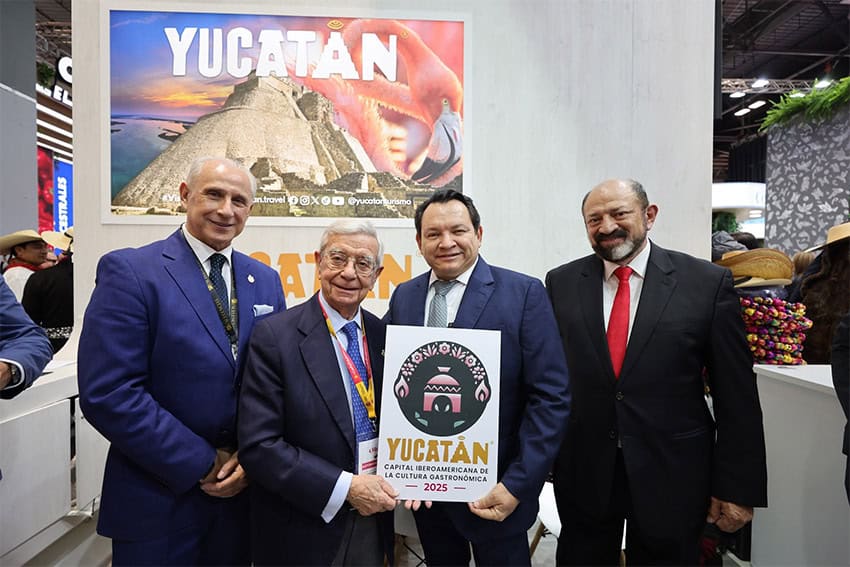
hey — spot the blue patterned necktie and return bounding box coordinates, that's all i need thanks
[428,280,457,327]
[341,321,376,442]
[209,253,230,309]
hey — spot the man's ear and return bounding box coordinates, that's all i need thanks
[645,204,659,230]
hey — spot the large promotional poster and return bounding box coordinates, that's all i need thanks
[108,10,464,223]
[54,160,74,233]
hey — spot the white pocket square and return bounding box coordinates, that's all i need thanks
[253,304,274,317]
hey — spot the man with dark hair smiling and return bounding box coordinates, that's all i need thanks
[547,178,767,566]
[385,189,571,566]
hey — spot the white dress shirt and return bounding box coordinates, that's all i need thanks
[424,257,479,326]
[317,291,368,523]
[601,240,652,342]
[181,224,233,300]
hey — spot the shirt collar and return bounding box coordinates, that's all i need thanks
[181,224,233,265]
[603,239,652,281]
[428,256,479,288]
[318,291,362,332]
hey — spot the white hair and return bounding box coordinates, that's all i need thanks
[319,219,384,267]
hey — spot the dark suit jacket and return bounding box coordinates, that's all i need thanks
[22,256,73,353]
[0,274,52,399]
[77,229,286,541]
[385,257,571,541]
[238,294,394,565]
[546,243,767,538]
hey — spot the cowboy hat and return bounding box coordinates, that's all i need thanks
[715,248,794,283]
[41,227,74,253]
[803,221,850,253]
[732,276,793,288]
[0,229,45,255]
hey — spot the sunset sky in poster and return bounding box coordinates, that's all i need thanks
[110,10,464,122]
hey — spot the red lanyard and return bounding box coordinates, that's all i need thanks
[319,301,376,420]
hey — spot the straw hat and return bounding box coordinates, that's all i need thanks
[716,248,793,288]
[0,229,45,255]
[41,227,74,253]
[803,221,850,253]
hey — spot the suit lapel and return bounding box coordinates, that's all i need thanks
[453,258,495,328]
[233,251,258,357]
[363,313,385,413]
[400,273,430,325]
[162,231,234,368]
[299,295,356,455]
[579,257,617,382]
[620,244,677,379]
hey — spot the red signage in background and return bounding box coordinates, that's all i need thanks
[37,147,55,233]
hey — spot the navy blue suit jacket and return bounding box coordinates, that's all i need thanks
[0,274,52,399]
[546,243,767,538]
[385,257,571,541]
[238,294,394,565]
[78,229,285,541]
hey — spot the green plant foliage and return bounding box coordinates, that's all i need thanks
[760,76,850,131]
[712,211,739,233]
[36,61,55,88]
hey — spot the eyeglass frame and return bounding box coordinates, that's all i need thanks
[321,248,379,277]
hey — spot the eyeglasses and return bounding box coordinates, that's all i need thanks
[323,249,378,276]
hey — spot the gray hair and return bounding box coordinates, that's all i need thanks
[581,178,649,213]
[186,156,258,196]
[319,219,384,267]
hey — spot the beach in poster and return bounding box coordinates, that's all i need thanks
[379,325,499,502]
[108,9,464,221]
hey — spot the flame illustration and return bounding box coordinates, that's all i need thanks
[475,381,490,402]
[395,376,410,398]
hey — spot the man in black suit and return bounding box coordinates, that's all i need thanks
[546,179,767,565]
[238,220,396,565]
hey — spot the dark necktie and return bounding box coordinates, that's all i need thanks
[607,266,633,379]
[209,253,229,308]
[427,280,458,327]
[341,321,376,442]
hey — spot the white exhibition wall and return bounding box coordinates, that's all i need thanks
[68,0,714,348]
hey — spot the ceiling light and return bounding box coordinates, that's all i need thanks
[730,91,746,98]
[814,79,832,89]
[751,78,769,88]
[748,210,763,218]
[748,100,767,110]
[789,91,806,98]
[734,108,751,117]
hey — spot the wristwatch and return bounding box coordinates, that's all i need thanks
[5,363,21,387]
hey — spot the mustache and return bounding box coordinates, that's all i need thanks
[595,229,629,243]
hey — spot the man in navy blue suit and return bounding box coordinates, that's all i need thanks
[385,190,571,566]
[78,157,286,565]
[0,273,52,399]
[238,220,396,565]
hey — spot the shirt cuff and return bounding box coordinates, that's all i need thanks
[321,471,353,523]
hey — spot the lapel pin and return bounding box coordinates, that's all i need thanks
[247,274,255,283]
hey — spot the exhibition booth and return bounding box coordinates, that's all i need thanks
[1,0,848,565]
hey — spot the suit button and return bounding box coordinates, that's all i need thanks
[608,430,617,440]
[615,391,624,401]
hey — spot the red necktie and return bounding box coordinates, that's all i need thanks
[607,266,633,379]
